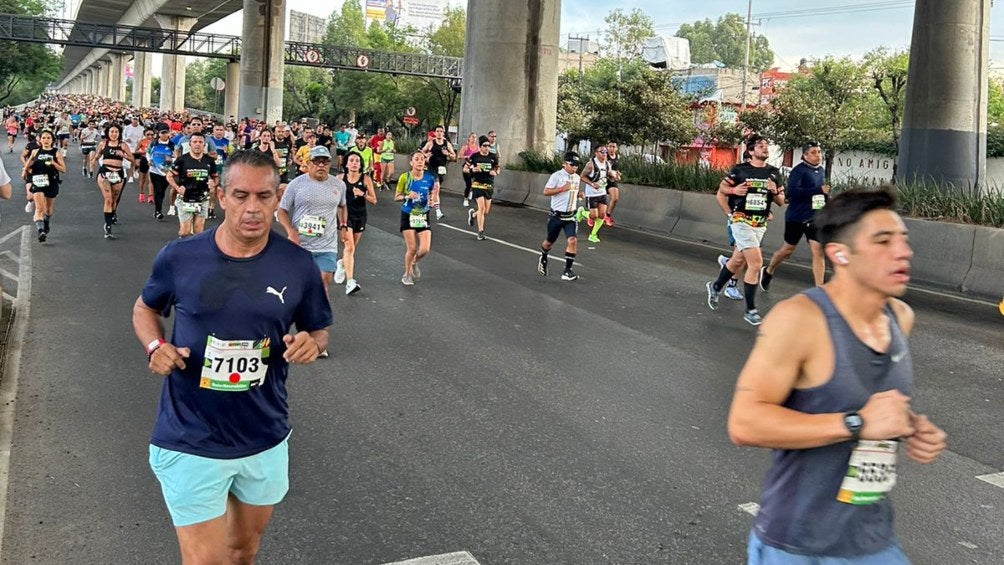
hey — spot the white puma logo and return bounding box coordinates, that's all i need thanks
[891,351,905,363]
[266,286,287,304]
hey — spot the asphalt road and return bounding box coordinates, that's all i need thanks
[0,144,1001,565]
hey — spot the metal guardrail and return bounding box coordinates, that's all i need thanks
[0,13,463,80]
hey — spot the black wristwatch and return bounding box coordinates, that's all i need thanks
[843,411,863,442]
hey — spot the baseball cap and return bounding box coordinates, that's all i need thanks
[309,146,332,160]
[563,152,582,165]
[802,140,820,154]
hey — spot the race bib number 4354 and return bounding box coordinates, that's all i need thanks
[837,440,898,505]
[200,336,270,391]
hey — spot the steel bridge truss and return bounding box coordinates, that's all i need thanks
[0,13,463,80]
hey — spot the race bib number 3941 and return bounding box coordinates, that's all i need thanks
[200,336,270,392]
[837,440,898,505]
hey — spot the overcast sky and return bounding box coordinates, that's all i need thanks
[192,1,1004,73]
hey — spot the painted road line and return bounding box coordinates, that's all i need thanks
[382,550,481,565]
[438,223,586,267]
[975,471,1004,488]
[738,502,760,516]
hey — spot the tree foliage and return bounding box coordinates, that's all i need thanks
[184,59,228,114]
[0,0,62,104]
[862,48,908,164]
[602,8,655,61]
[675,14,773,72]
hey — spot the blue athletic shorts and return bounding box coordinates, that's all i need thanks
[148,434,290,527]
[747,531,910,565]
[311,251,339,273]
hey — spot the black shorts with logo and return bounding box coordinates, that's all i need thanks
[783,220,819,245]
[28,178,59,199]
[348,213,367,233]
[400,211,430,233]
[586,195,608,209]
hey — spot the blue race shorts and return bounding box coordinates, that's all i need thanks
[747,531,910,565]
[149,434,290,527]
[311,251,339,273]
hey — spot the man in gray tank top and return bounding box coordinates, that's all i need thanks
[727,189,947,564]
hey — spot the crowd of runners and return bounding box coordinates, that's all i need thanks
[2,92,955,565]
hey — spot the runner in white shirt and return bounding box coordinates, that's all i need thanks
[537,152,583,281]
[122,116,146,183]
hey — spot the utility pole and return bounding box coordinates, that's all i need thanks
[569,34,589,75]
[741,0,752,111]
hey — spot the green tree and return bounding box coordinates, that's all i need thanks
[758,57,867,180]
[602,8,655,61]
[675,14,773,72]
[989,79,1004,126]
[0,0,61,104]
[863,48,908,167]
[184,58,228,114]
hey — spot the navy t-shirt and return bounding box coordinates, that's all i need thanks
[141,228,332,459]
[785,161,827,223]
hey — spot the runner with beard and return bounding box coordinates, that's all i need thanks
[706,135,784,325]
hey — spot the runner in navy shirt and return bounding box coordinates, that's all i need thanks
[132,149,331,562]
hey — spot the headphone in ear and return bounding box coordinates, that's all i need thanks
[835,252,849,265]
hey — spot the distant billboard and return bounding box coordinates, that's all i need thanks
[363,0,448,32]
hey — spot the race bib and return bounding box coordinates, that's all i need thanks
[200,336,269,392]
[180,200,202,213]
[745,192,768,211]
[837,440,898,505]
[31,174,49,187]
[409,212,429,229]
[437,166,447,175]
[298,214,327,237]
[812,194,827,210]
[104,171,122,184]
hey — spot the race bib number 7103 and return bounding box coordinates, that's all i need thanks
[200,336,270,392]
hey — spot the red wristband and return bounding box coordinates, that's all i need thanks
[146,338,166,356]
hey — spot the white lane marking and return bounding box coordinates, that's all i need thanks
[437,222,586,267]
[738,502,760,516]
[0,227,32,557]
[958,541,979,550]
[975,471,1004,488]
[382,550,481,565]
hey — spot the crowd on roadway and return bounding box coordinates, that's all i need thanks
[1,92,955,564]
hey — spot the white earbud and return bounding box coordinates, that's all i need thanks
[835,252,849,265]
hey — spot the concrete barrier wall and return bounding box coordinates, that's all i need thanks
[392,159,1001,300]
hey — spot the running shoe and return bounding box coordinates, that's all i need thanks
[724,280,744,301]
[167,205,176,216]
[587,216,594,227]
[477,231,486,241]
[127,176,134,183]
[706,281,720,311]
[561,269,578,281]
[537,255,548,276]
[574,206,589,222]
[81,168,87,177]
[717,254,729,269]
[207,208,216,220]
[37,230,46,243]
[759,267,772,292]
[401,274,415,286]
[345,279,361,295]
[334,259,346,284]
[467,208,475,227]
[103,223,113,239]
[43,218,50,233]
[110,212,118,224]
[463,198,469,207]
[412,264,421,280]
[138,193,146,203]
[24,201,34,214]
[603,214,614,226]
[587,234,600,243]
[435,208,444,220]
[318,350,329,358]
[744,309,764,326]
[154,211,164,220]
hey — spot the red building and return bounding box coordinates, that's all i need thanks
[759,67,792,106]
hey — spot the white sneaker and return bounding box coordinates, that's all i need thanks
[25,201,34,214]
[435,208,444,220]
[345,279,360,295]
[127,176,134,183]
[463,198,469,207]
[333,259,346,284]
[724,282,744,300]
[717,254,729,269]
[167,205,176,216]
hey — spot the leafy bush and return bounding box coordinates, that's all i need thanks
[988,127,1004,158]
[393,135,423,155]
[513,150,1004,227]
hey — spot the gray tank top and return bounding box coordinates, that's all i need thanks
[752,287,913,557]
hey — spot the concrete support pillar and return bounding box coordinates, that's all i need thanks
[108,53,126,102]
[225,61,241,120]
[95,64,107,99]
[86,70,95,96]
[899,0,990,189]
[156,15,197,113]
[132,51,152,108]
[459,0,559,166]
[239,0,286,123]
